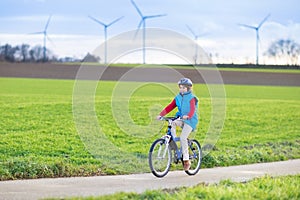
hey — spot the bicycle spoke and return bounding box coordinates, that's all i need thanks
[185,139,202,175]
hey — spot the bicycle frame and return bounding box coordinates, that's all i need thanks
[163,117,183,162]
[162,117,200,163]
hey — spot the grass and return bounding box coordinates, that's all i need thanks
[56,175,300,200]
[0,77,299,180]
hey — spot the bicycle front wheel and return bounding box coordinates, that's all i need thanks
[148,138,172,178]
[185,139,202,176]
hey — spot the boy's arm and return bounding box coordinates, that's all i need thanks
[187,98,196,118]
[159,99,176,116]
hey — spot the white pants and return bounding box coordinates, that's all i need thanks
[171,119,193,161]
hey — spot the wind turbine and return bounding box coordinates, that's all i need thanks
[186,25,207,65]
[89,15,124,64]
[238,14,270,65]
[130,0,166,64]
[30,15,53,62]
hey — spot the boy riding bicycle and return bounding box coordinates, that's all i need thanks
[156,78,199,171]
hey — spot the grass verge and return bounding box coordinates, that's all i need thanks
[47,175,300,200]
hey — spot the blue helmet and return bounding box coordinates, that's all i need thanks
[178,78,193,86]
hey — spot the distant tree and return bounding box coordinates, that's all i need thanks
[29,49,35,62]
[0,44,19,62]
[82,53,101,62]
[58,56,81,63]
[0,45,6,61]
[0,44,11,61]
[14,44,29,62]
[0,44,9,60]
[31,45,44,62]
[265,39,300,65]
[20,44,30,62]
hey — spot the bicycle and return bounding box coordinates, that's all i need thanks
[148,116,202,178]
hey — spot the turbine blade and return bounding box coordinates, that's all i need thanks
[238,23,256,30]
[107,16,124,27]
[186,24,196,37]
[44,15,52,31]
[133,20,143,39]
[28,31,44,35]
[258,13,271,29]
[137,19,144,30]
[145,14,167,19]
[133,29,140,39]
[46,34,55,47]
[131,0,143,17]
[88,15,107,27]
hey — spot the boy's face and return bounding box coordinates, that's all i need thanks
[179,85,188,94]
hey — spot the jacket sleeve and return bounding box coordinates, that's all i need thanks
[187,97,196,118]
[160,99,176,116]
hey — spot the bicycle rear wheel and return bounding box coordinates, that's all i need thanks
[148,138,172,178]
[185,139,202,175]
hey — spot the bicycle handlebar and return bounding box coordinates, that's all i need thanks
[159,116,181,121]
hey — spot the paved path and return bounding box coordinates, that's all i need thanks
[0,159,299,200]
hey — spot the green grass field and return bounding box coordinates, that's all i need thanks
[0,77,299,180]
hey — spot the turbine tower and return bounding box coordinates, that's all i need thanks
[89,15,124,64]
[30,15,52,62]
[239,14,270,65]
[130,0,166,64]
[186,25,207,65]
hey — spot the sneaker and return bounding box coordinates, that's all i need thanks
[183,160,191,171]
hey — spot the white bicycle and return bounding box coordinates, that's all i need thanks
[148,117,202,178]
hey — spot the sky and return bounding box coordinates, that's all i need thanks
[0,0,299,64]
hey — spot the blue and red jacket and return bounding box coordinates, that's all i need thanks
[160,91,199,130]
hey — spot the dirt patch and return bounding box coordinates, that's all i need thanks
[0,62,299,86]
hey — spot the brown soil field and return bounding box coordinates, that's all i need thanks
[0,62,299,86]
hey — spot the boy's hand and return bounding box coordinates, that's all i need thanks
[182,115,189,120]
[156,115,162,120]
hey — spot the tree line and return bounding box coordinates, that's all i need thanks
[0,43,100,63]
[265,39,300,65]
[0,44,58,62]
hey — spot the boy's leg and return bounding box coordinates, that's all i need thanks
[180,123,193,161]
[171,119,183,138]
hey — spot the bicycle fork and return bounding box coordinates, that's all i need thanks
[157,135,171,159]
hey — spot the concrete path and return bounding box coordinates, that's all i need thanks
[0,159,299,200]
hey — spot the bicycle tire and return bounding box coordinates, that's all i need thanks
[185,139,202,176]
[148,138,172,178]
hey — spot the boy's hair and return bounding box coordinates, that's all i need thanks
[178,84,192,91]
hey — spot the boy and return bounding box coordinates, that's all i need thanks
[157,78,198,171]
